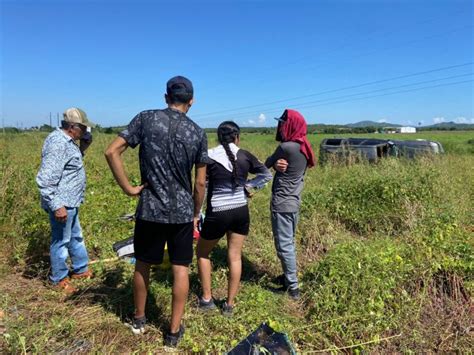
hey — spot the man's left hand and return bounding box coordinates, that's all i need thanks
[274,159,288,173]
[125,184,146,197]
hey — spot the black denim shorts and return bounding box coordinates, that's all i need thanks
[200,205,250,240]
[133,219,194,265]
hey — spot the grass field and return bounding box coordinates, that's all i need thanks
[1,130,473,353]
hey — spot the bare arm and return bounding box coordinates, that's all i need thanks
[104,136,145,196]
[193,163,207,228]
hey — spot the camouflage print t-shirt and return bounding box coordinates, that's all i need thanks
[119,108,208,224]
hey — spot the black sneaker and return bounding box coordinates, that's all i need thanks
[164,325,185,347]
[222,302,234,317]
[288,288,300,300]
[275,286,300,300]
[272,274,286,286]
[197,296,216,311]
[125,315,146,335]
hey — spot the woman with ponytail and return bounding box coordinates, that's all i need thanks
[196,121,272,316]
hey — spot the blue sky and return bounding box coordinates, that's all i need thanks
[1,0,473,128]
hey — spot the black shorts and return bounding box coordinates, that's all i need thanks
[134,219,194,266]
[200,205,250,240]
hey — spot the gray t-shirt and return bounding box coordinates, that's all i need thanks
[265,141,308,213]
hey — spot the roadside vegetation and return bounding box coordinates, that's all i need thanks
[1,131,472,353]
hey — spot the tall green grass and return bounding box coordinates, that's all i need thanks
[0,131,472,352]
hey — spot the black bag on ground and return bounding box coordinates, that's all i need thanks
[227,322,296,355]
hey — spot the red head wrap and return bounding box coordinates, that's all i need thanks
[278,109,315,168]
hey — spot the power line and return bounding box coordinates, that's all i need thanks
[283,25,472,86]
[223,79,473,123]
[294,80,473,111]
[197,14,471,96]
[301,73,472,105]
[265,74,473,119]
[196,79,473,125]
[193,62,473,118]
[204,73,472,120]
[194,67,472,118]
[106,20,472,115]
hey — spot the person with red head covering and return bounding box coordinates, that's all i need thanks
[264,109,315,300]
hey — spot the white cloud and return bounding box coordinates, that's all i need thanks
[247,119,256,125]
[454,116,474,124]
[258,113,266,124]
[377,118,387,123]
[433,117,445,124]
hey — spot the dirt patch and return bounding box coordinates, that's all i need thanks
[0,269,168,353]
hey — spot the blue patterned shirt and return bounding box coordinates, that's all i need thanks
[36,128,86,211]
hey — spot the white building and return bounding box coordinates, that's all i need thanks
[397,126,416,133]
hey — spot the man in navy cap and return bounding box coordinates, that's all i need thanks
[105,76,208,347]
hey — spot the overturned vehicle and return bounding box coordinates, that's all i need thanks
[319,137,444,164]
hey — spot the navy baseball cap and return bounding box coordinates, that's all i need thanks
[166,76,194,96]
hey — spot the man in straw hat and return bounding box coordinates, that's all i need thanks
[36,107,96,293]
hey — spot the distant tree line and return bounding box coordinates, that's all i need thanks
[4,123,473,134]
[2,124,56,133]
[418,126,463,131]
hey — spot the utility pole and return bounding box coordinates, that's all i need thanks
[49,112,52,128]
[2,115,4,134]
[57,112,60,127]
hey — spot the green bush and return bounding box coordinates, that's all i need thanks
[300,225,473,350]
[303,158,457,236]
[301,238,415,346]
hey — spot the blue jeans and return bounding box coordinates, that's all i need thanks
[271,212,299,290]
[48,207,89,283]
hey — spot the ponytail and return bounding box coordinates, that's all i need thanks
[217,121,240,191]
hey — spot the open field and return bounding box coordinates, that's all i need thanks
[1,130,473,353]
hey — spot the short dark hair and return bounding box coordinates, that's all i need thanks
[167,90,193,104]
